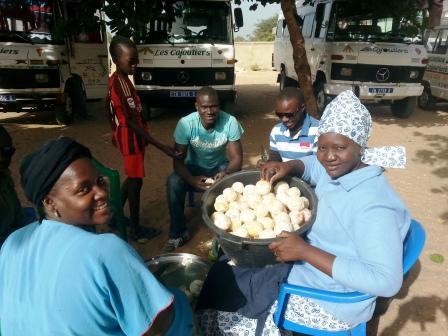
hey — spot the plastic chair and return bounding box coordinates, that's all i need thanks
[273,219,426,336]
[92,158,128,241]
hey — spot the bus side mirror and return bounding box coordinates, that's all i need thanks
[234,8,243,29]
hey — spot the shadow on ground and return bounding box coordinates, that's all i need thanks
[412,131,448,222]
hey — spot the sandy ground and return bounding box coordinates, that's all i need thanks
[1,70,447,335]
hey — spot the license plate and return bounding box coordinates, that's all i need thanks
[368,88,393,94]
[169,90,197,98]
[0,95,16,102]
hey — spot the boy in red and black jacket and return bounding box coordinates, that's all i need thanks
[107,35,181,241]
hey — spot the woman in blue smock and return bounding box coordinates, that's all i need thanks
[0,137,193,336]
[196,90,411,335]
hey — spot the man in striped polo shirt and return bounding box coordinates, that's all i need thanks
[259,88,319,165]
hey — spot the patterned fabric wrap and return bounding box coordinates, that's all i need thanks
[196,295,352,335]
[318,90,406,168]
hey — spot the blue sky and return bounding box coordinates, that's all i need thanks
[234,1,280,38]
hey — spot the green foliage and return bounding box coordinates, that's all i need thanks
[430,253,445,264]
[250,15,278,41]
[234,36,248,42]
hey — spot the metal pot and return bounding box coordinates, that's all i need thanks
[201,170,318,267]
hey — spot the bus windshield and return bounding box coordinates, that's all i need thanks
[0,0,62,44]
[136,1,232,45]
[327,2,422,44]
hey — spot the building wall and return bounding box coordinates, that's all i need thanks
[235,42,274,71]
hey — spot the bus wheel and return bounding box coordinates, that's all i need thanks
[314,81,328,116]
[279,69,295,91]
[391,97,416,119]
[55,97,73,126]
[418,86,436,110]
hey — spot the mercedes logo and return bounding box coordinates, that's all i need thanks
[178,71,189,84]
[376,68,390,82]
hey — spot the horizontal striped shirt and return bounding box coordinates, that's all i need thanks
[269,113,319,161]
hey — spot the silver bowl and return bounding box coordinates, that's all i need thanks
[146,253,211,308]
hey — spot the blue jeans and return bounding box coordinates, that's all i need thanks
[166,164,226,239]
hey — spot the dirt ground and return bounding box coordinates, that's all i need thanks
[1,70,447,335]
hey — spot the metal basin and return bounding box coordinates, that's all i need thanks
[201,170,318,267]
[146,253,211,309]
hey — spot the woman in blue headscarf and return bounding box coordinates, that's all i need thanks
[197,90,411,335]
[0,137,193,336]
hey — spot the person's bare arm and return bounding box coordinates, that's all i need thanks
[260,160,305,184]
[268,150,282,162]
[173,143,209,191]
[126,118,181,158]
[269,231,335,277]
[214,140,243,181]
[143,303,174,336]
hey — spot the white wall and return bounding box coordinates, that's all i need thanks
[235,42,274,71]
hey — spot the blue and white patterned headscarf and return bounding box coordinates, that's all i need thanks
[318,90,406,168]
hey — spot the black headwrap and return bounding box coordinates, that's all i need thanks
[20,137,92,206]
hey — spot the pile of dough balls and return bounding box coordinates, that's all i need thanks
[211,180,312,239]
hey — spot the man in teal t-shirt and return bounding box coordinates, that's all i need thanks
[164,87,244,252]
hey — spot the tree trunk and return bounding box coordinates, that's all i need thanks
[281,0,319,119]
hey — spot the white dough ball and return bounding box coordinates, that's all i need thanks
[299,196,310,209]
[287,186,301,198]
[274,181,289,194]
[274,221,293,236]
[301,208,312,222]
[286,197,306,212]
[274,212,291,226]
[223,187,238,202]
[269,199,286,216]
[240,208,256,223]
[215,194,227,203]
[243,184,257,195]
[247,194,263,210]
[211,211,223,222]
[225,208,240,221]
[246,221,264,238]
[205,178,215,185]
[238,201,250,211]
[259,217,275,230]
[214,200,229,212]
[228,201,239,210]
[189,279,204,297]
[255,204,269,218]
[232,227,249,238]
[259,229,276,239]
[232,181,245,194]
[289,210,305,227]
[230,218,242,231]
[276,192,291,206]
[213,213,231,230]
[255,180,272,196]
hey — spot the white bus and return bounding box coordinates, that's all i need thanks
[273,0,428,118]
[0,0,108,124]
[131,0,243,116]
[419,25,448,109]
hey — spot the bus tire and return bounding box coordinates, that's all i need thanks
[279,69,295,91]
[391,97,416,119]
[314,81,328,116]
[418,86,436,110]
[55,97,73,126]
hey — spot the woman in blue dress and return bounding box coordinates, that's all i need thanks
[196,90,411,335]
[0,137,193,336]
